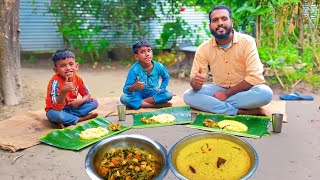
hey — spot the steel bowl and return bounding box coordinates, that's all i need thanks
[85,134,169,180]
[168,132,258,180]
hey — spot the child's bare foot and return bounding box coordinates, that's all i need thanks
[140,101,172,108]
[126,106,134,110]
[53,122,65,129]
[237,108,267,116]
[155,102,172,108]
[78,112,98,122]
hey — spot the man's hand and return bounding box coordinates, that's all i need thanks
[132,76,145,91]
[213,80,253,101]
[191,67,205,90]
[61,76,74,93]
[213,90,228,101]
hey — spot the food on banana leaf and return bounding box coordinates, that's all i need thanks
[99,146,161,180]
[150,114,176,124]
[204,119,248,132]
[141,114,176,124]
[217,120,248,132]
[108,123,121,131]
[141,117,157,124]
[176,138,251,180]
[79,127,109,140]
[203,119,218,127]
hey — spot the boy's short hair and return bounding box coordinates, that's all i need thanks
[132,39,151,54]
[51,50,75,66]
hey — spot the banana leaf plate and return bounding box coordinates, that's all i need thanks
[132,106,192,128]
[187,113,270,138]
[39,117,131,150]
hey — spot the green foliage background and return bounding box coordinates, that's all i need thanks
[47,0,319,89]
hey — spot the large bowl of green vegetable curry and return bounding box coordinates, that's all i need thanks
[85,134,168,180]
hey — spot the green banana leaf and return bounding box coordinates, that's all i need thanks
[132,106,192,128]
[39,117,131,150]
[187,113,270,139]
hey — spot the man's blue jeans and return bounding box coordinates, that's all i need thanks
[183,84,273,115]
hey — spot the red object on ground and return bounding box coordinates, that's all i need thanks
[180,7,185,12]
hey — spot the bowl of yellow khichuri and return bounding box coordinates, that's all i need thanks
[85,134,168,180]
[168,132,258,180]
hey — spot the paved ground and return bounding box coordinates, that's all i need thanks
[0,67,319,180]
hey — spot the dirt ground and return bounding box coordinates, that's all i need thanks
[0,62,319,180]
[0,61,318,121]
[0,62,192,121]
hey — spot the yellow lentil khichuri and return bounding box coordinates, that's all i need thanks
[175,138,251,180]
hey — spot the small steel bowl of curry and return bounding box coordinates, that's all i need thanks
[85,134,168,180]
[168,132,258,180]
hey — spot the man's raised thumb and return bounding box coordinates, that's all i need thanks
[136,76,139,82]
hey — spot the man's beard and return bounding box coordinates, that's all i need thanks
[210,25,232,39]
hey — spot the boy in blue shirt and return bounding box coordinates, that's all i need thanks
[120,39,173,109]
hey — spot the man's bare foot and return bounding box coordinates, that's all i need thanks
[78,112,98,122]
[237,108,267,116]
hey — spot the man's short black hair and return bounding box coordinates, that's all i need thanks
[132,39,151,54]
[51,50,75,66]
[209,5,232,22]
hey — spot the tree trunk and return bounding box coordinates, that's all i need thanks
[297,0,304,56]
[0,0,22,105]
[255,15,261,47]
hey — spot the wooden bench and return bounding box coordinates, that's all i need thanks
[176,46,197,73]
